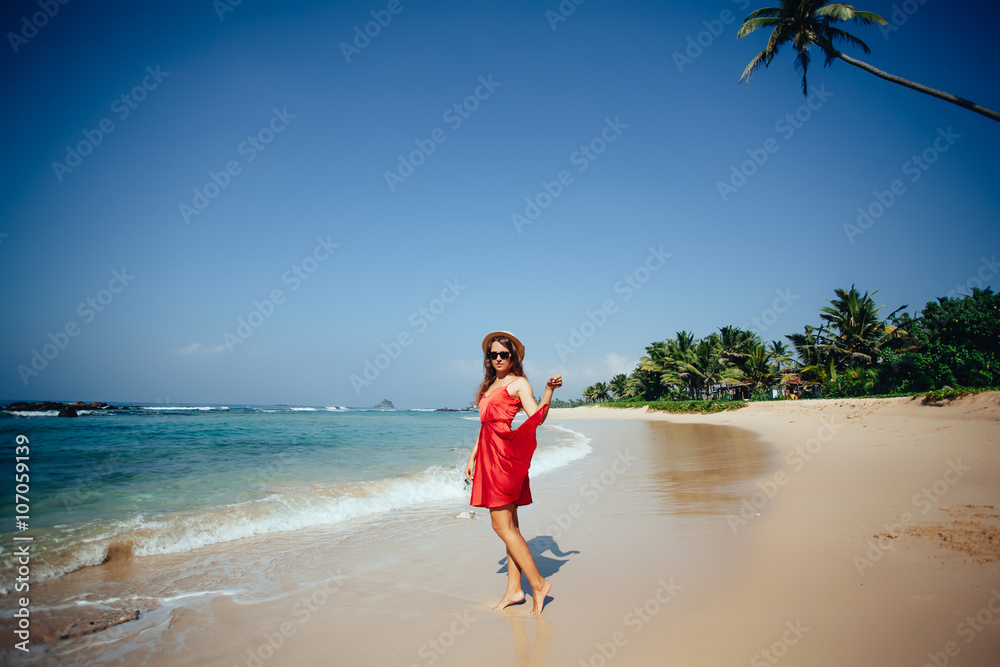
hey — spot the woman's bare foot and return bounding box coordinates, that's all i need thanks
[493,589,525,611]
[529,579,551,615]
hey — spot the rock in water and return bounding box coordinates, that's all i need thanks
[59,610,141,640]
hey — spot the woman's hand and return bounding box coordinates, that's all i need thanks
[465,461,475,483]
[547,375,563,390]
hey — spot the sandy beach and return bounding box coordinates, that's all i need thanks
[558,394,1000,666]
[9,393,999,666]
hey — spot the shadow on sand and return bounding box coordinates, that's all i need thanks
[496,535,580,579]
[495,534,579,614]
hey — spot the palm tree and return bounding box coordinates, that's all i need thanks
[733,341,782,394]
[797,356,838,394]
[638,339,676,400]
[738,2,1000,123]
[609,374,629,400]
[787,324,829,368]
[717,326,760,368]
[638,341,669,375]
[817,286,904,368]
[768,340,793,369]
[670,330,696,357]
[625,367,659,400]
[591,382,611,402]
[673,336,740,399]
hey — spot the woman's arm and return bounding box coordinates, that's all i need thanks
[465,440,478,482]
[513,375,562,422]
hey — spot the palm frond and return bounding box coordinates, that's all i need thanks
[850,10,886,25]
[738,15,782,39]
[738,1,887,98]
[793,47,812,95]
[745,7,784,20]
[824,26,871,54]
[814,3,857,20]
[740,49,770,84]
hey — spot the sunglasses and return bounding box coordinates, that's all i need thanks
[487,351,511,361]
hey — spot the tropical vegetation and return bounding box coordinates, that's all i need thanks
[737,2,1000,123]
[580,285,999,404]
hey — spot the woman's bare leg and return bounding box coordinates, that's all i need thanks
[490,504,551,615]
[494,507,524,610]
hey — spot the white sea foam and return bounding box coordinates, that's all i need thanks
[532,425,592,475]
[2,421,593,590]
[291,407,318,412]
[141,406,230,411]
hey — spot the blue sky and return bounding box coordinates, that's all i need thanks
[2,0,998,408]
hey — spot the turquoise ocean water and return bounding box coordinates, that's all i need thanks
[0,405,591,595]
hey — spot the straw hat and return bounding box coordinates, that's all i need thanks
[481,331,525,360]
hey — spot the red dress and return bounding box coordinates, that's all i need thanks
[470,384,549,508]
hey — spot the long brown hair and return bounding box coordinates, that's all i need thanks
[476,335,526,402]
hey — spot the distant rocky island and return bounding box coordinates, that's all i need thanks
[1,401,140,418]
[2,398,477,416]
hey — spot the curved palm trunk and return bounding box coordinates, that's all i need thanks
[835,51,1000,123]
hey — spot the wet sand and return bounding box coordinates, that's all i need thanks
[558,394,1000,666]
[5,393,999,665]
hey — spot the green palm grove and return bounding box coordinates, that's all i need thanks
[581,286,1000,403]
[580,4,1000,402]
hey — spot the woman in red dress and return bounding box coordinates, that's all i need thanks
[465,331,562,615]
